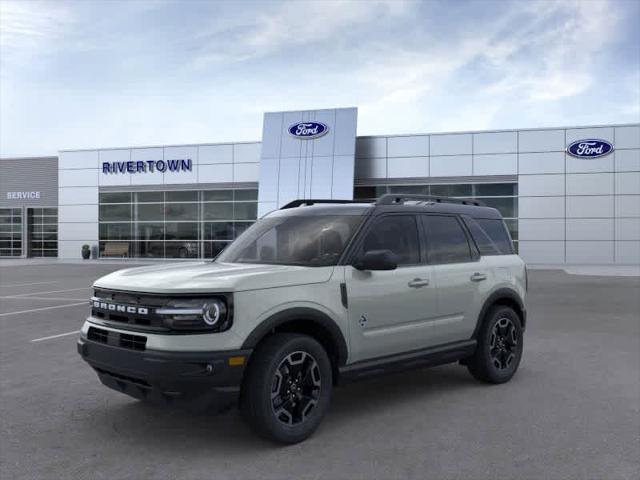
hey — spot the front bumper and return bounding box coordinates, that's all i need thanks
[77,337,251,412]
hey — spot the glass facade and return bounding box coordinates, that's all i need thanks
[0,208,23,257]
[354,182,518,251]
[27,208,58,257]
[98,189,258,259]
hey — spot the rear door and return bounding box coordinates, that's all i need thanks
[421,214,487,345]
[346,214,438,363]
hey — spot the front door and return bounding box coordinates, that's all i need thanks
[346,214,438,363]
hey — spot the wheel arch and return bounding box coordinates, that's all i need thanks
[241,307,349,376]
[472,288,526,339]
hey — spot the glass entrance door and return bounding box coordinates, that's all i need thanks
[0,208,23,257]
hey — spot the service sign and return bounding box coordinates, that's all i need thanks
[566,139,613,159]
[288,122,329,139]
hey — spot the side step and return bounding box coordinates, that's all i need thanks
[337,340,476,384]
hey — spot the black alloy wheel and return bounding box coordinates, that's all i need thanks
[489,317,518,371]
[270,351,322,425]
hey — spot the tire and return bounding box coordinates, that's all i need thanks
[240,333,332,444]
[467,305,523,384]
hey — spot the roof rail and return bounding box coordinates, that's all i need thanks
[376,194,485,207]
[280,199,368,209]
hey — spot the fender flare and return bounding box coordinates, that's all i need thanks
[241,307,349,366]
[472,288,526,338]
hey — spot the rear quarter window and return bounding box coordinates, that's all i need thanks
[463,216,514,255]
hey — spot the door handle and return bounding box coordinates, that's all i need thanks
[470,272,487,282]
[408,278,430,288]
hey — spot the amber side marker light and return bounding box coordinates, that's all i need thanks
[228,356,246,366]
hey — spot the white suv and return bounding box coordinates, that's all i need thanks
[78,194,527,443]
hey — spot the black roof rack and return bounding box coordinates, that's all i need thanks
[376,194,485,207]
[280,199,369,209]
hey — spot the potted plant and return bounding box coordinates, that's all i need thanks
[81,244,91,260]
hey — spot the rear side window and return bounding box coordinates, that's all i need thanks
[422,215,472,264]
[361,215,420,265]
[464,216,514,255]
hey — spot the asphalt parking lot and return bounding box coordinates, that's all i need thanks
[0,262,638,480]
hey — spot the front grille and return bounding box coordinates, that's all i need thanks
[94,367,150,387]
[87,326,147,351]
[91,288,167,331]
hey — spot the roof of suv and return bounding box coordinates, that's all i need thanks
[267,196,503,220]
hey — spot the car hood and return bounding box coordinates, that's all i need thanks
[93,262,335,294]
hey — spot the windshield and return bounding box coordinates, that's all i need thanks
[217,215,364,267]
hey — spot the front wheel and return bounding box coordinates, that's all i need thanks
[467,306,523,384]
[240,333,332,444]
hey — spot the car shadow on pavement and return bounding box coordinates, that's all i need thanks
[97,364,479,450]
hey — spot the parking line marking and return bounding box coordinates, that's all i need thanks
[31,330,80,343]
[8,287,89,298]
[0,302,87,317]
[0,281,58,288]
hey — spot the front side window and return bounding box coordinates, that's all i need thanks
[422,215,472,264]
[359,215,420,265]
[217,215,364,267]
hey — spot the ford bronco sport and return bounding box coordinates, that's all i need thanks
[78,194,527,444]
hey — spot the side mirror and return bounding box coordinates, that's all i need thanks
[353,249,398,271]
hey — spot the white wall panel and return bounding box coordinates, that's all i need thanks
[59,187,98,205]
[234,163,259,182]
[58,222,98,241]
[566,196,613,218]
[59,150,99,170]
[129,147,165,186]
[334,109,358,157]
[198,163,233,183]
[566,219,613,241]
[59,240,97,260]
[280,112,306,158]
[387,135,429,157]
[199,144,233,164]
[615,126,640,149]
[518,152,565,175]
[615,218,640,240]
[615,195,640,217]
[519,197,565,218]
[518,174,564,196]
[430,155,472,176]
[473,131,517,154]
[518,241,564,263]
[518,129,565,153]
[566,173,613,196]
[332,156,356,199]
[615,149,640,172]
[60,169,99,187]
[356,137,386,158]
[59,204,98,223]
[276,156,300,206]
[473,154,517,175]
[566,153,614,174]
[615,172,640,195]
[310,156,333,198]
[430,134,472,156]
[387,156,428,178]
[566,127,614,144]
[258,156,279,203]
[310,110,336,157]
[566,241,613,264]
[355,157,386,179]
[615,241,640,264]
[518,219,564,241]
[233,143,261,163]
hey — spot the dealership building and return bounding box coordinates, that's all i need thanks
[1,107,639,264]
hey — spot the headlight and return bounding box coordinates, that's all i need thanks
[156,297,230,332]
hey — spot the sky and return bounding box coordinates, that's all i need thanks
[0,0,638,157]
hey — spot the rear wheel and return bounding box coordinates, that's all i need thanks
[240,333,332,444]
[467,306,523,384]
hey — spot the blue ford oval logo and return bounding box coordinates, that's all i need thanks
[288,122,329,139]
[567,139,614,159]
